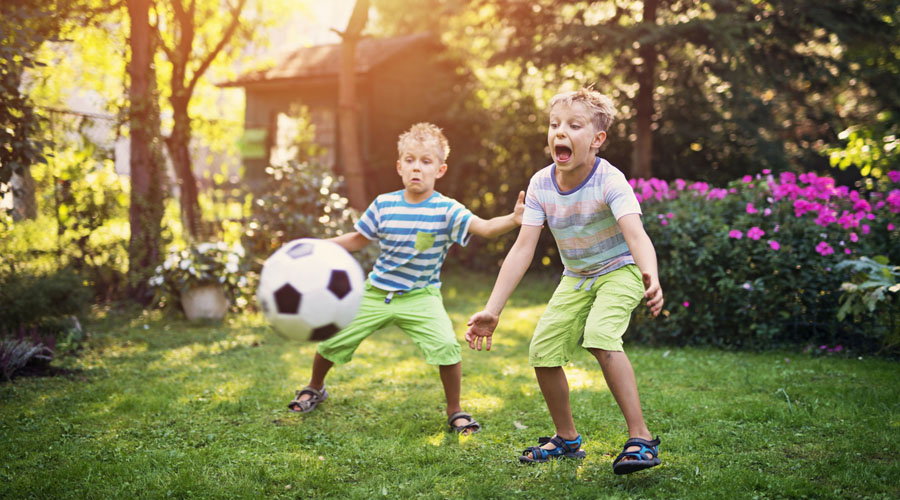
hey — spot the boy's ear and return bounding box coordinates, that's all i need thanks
[396,159,403,176]
[592,130,607,150]
[436,163,448,178]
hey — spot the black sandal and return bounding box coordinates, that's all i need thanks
[612,436,661,475]
[447,411,481,434]
[287,385,328,413]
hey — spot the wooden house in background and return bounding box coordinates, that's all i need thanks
[220,33,461,199]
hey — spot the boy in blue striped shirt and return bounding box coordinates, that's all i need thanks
[288,123,524,435]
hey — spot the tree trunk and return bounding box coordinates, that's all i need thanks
[166,96,202,239]
[126,0,166,303]
[10,169,37,221]
[631,0,657,179]
[337,0,370,210]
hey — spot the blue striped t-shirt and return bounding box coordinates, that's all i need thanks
[355,190,473,291]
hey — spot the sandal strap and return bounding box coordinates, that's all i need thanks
[522,446,547,460]
[295,385,325,400]
[549,434,582,453]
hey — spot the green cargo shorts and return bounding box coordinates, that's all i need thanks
[317,282,462,366]
[529,264,645,367]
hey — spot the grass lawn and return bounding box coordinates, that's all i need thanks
[2,271,899,499]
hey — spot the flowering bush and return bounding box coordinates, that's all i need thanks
[149,242,249,310]
[629,169,900,353]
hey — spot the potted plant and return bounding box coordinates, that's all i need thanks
[149,242,248,320]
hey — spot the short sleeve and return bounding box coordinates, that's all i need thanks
[605,170,642,220]
[521,175,546,227]
[446,199,474,247]
[354,198,380,240]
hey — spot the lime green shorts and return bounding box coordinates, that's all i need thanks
[529,264,645,367]
[317,282,461,366]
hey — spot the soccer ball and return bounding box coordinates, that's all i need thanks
[257,238,365,341]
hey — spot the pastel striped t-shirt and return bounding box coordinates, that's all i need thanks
[355,190,473,291]
[522,157,642,277]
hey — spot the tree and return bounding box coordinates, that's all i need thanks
[0,1,59,220]
[484,0,900,181]
[126,0,166,302]
[151,0,252,238]
[335,0,370,210]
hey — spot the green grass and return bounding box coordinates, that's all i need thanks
[2,272,899,499]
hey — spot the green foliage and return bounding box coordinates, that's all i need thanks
[0,267,91,336]
[828,119,900,178]
[243,160,377,272]
[149,242,250,311]
[836,255,900,351]
[0,1,54,185]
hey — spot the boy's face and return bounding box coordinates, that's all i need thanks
[396,140,447,201]
[547,101,606,174]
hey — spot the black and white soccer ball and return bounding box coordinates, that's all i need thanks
[257,238,365,341]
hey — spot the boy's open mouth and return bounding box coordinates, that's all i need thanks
[555,145,572,162]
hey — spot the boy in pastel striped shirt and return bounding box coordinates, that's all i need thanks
[288,123,524,436]
[465,88,665,473]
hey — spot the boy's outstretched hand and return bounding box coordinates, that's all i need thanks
[465,311,498,351]
[513,190,526,225]
[642,272,664,317]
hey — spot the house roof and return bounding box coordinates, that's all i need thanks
[219,32,437,88]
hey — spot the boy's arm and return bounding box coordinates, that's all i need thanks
[618,213,664,316]
[466,191,526,239]
[327,231,372,253]
[465,223,542,351]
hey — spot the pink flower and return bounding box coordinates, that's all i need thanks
[747,227,765,240]
[729,230,743,239]
[768,240,780,250]
[666,212,674,219]
[815,241,835,256]
[742,175,753,183]
[844,248,852,255]
[888,170,900,183]
[850,233,858,242]
[763,208,772,216]
[660,219,669,226]
[746,202,758,214]
[889,223,896,231]
[762,169,771,175]
[683,301,690,308]
[862,224,871,235]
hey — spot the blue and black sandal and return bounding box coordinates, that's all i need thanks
[519,434,586,463]
[612,436,661,475]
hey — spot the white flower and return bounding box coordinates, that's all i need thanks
[180,259,191,270]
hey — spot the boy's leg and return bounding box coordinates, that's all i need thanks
[292,286,392,406]
[437,362,476,434]
[589,349,653,449]
[524,276,593,458]
[294,352,334,404]
[582,266,655,461]
[393,287,477,433]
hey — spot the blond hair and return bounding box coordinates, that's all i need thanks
[549,88,616,132]
[397,122,450,161]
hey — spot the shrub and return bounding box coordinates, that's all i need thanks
[243,160,377,275]
[630,170,900,352]
[0,267,91,337]
[836,255,900,353]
